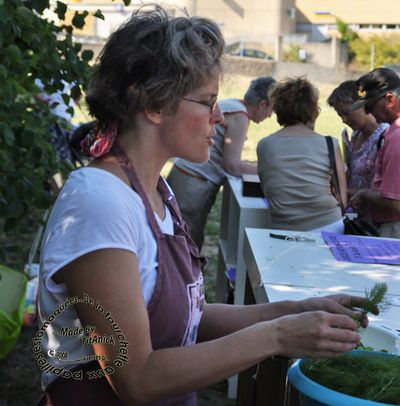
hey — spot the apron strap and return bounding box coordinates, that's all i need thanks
[156,177,184,225]
[111,143,165,238]
[112,143,187,239]
[111,143,205,263]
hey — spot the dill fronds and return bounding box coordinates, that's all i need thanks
[301,354,400,404]
[361,282,390,314]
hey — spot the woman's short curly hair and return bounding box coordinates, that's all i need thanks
[86,5,224,127]
[269,77,320,126]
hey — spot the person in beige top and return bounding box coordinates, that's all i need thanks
[257,77,347,232]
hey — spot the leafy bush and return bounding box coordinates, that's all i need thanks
[283,44,301,62]
[0,0,108,236]
[336,18,358,44]
[349,33,400,70]
[335,18,358,63]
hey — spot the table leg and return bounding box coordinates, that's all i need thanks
[236,274,299,406]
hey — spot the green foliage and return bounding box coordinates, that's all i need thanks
[361,282,389,315]
[283,44,301,62]
[301,353,400,404]
[335,18,358,62]
[0,0,117,239]
[352,283,388,330]
[300,284,397,403]
[349,33,400,70]
[336,18,358,43]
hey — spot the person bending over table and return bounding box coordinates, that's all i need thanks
[167,76,276,250]
[38,8,375,405]
[327,80,389,200]
[257,77,347,233]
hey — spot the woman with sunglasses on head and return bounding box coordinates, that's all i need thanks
[327,80,389,201]
[37,6,375,405]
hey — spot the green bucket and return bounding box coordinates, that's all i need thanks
[0,264,27,359]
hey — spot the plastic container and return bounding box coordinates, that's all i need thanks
[0,265,27,359]
[288,351,400,406]
[359,324,400,354]
[22,276,39,326]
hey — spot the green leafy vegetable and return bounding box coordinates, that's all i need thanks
[302,353,400,404]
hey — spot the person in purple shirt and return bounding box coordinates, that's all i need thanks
[327,80,389,201]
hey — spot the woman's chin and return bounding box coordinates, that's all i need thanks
[187,153,210,164]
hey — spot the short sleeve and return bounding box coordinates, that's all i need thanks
[379,134,400,200]
[41,170,143,293]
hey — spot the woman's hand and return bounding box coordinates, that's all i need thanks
[349,189,368,211]
[299,294,379,328]
[269,311,360,358]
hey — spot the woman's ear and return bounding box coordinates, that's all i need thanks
[144,108,163,124]
[386,92,399,109]
[259,99,267,109]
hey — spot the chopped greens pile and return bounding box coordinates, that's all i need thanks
[301,353,400,404]
[301,283,399,404]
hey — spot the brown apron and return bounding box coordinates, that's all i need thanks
[38,143,206,405]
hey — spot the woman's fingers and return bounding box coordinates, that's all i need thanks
[324,299,366,322]
[302,296,364,324]
[273,311,361,359]
[323,312,359,332]
[348,295,380,315]
[315,294,380,317]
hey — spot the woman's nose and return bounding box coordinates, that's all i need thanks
[212,103,224,125]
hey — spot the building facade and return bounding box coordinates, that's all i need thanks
[296,0,400,41]
[65,0,296,45]
[62,0,399,67]
[64,0,400,42]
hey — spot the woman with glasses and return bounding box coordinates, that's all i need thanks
[167,76,276,250]
[37,7,375,405]
[327,80,389,200]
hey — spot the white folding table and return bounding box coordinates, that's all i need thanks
[216,177,270,305]
[235,228,400,406]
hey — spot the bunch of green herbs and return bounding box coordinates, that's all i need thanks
[358,283,390,315]
[301,354,400,404]
[301,283,399,403]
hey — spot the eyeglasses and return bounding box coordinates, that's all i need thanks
[182,97,218,114]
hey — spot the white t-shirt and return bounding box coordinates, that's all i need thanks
[38,167,174,388]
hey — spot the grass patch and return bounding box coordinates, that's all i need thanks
[202,191,222,304]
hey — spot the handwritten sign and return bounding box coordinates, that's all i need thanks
[321,231,400,265]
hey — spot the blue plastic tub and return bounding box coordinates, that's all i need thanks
[288,351,399,406]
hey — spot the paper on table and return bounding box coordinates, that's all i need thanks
[321,231,400,265]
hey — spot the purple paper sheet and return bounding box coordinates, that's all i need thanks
[321,231,400,265]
